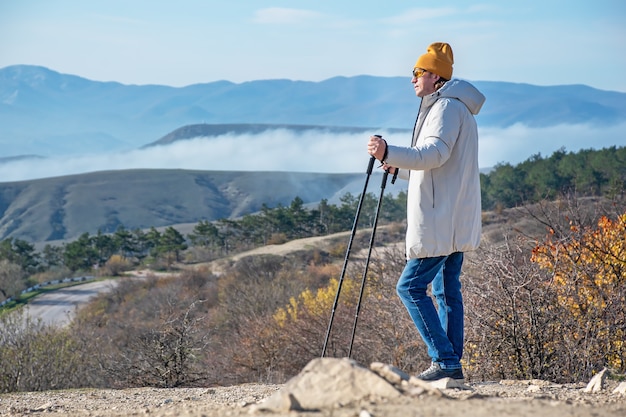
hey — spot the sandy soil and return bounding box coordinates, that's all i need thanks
[1,379,625,417]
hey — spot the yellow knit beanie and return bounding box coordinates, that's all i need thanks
[414,42,454,80]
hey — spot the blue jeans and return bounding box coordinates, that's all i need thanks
[396,252,464,369]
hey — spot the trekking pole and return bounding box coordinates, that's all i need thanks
[321,155,376,358]
[347,166,390,358]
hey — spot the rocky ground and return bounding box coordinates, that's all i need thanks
[1,358,625,417]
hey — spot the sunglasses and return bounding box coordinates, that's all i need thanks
[412,68,427,78]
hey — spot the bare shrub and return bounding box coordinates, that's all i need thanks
[465,195,626,383]
[28,266,73,285]
[0,260,24,300]
[183,246,215,264]
[235,245,429,383]
[229,274,350,382]
[102,254,133,276]
[530,199,625,379]
[104,301,211,388]
[328,241,348,258]
[226,314,293,383]
[351,247,431,373]
[267,233,288,245]
[72,270,219,388]
[211,254,332,383]
[0,309,97,392]
[464,236,562,381]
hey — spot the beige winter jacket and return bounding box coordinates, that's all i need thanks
[385,79,486,259]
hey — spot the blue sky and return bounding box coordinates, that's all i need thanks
[1,1,625,91]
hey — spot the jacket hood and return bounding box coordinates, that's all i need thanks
[428,79,486,115]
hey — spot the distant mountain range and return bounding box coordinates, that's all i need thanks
[2,65,625,158]
[1,65,625,244]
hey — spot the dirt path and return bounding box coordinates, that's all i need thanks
[191,228,404,277]
[229,231,352,260]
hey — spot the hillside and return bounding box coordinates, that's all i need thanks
[0,169,371,243]
[3,200,625,416]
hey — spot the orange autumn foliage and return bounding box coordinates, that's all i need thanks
[531,212,626,369]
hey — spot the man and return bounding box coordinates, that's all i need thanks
[367,42,485,381]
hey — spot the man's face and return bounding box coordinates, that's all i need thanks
[412,68,439,97]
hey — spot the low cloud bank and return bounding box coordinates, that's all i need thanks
[479,123,625,168]
[1,124,624,183]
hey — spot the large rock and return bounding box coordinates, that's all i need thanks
[369,362,447,396]
[252,357,401,412]
[584,368,608,393]
[613,381,626,395]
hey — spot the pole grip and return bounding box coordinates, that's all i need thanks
[369,134,382,174]
[374,134,397,185]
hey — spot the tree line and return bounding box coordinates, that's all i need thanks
[481,145,625,210]
[0,193,406,301]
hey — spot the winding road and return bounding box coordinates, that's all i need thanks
[18,229,395,328]
[24,279,119,327]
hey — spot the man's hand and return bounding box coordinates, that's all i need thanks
[367,135,387,161]
[382,164,397,175]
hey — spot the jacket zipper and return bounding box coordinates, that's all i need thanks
[413,97,438,208]
[431,172,435,208]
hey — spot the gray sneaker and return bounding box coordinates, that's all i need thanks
[417,362,464,381]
